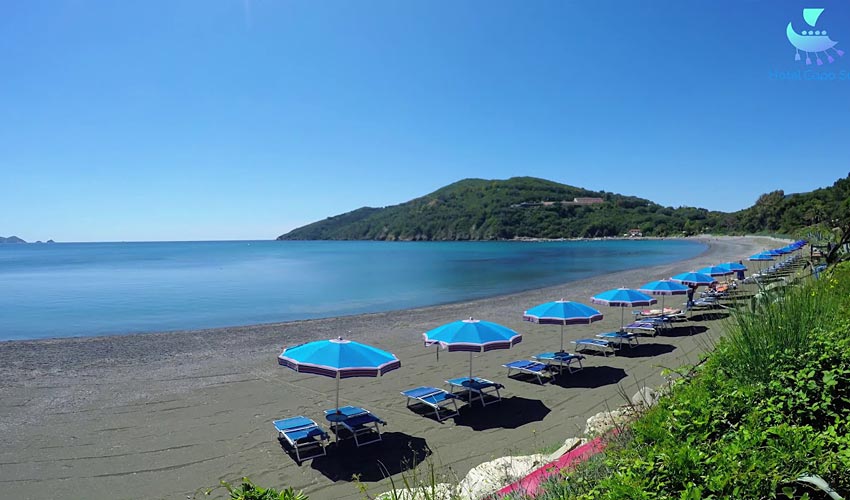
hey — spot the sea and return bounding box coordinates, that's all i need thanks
[0,239,706,341]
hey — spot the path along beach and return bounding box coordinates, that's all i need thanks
[0,236,778,500]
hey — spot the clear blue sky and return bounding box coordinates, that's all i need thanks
[2,0,849,242]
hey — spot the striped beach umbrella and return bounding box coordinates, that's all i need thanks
[638,279,689,315]
[718,262,747,272]
[748,252,774,273]
[523,300,604,353]
[279,337,401,414]
[591,288,656,329]
[697,265,735,277]
[424,318,522,381]
[670,272,717,287]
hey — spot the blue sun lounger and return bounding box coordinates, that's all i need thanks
[446,377,504,406]
[624,321,659,336]
[596,331,640,348]
[503,360,551,384]
[401,386,460,421]
[573,338,616,356]
[273,416,329,463]
[324,406,386,447]
[532,352,585,374]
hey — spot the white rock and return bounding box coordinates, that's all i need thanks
[546,436,586,462]
[583,407,636,436]
[631,387,660,407]
[458,453,548,499]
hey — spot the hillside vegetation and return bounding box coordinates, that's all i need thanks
[279,177,726,240]
[278,174,850,241]
[538,263,850,499]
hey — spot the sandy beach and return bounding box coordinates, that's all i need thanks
[0,236,778,500]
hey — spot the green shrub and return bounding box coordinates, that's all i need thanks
[213,478,307,500]
[545,263,850,499]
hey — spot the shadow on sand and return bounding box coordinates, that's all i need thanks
[615,343,676,358]
[662,325,709,338]
[689,311,730,322]
[308,432,431,482]
[551,365,627,389]
[452,396,550,431]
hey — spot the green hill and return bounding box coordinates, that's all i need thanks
[732,174,850,235]
[277,174,850,241]
[278,177,724,240]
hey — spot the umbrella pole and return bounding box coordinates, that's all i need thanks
[620,307,625,331]
[469,351,473,381]
[335,374,340,413]
[334,373,341,445]
[560,324,565,353]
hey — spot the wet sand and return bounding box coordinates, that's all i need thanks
[0,236,778,500]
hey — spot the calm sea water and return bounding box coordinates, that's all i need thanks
[0,240,705,341]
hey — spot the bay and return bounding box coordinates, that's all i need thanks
[0,239,705,341]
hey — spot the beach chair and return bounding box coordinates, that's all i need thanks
[401,386,460,421]
[503,360,551,384]
[596,331,639,348]
[662,310,687,321]
[323,406,386,447]
[572,338,616,356]
[687,296,726,311]
[532,351,585,374]
[446,377,504,406]
[624,321,659,336]
[273,416,329,463]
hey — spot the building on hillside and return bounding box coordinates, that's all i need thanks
[625,228,643,237]
[573,197,604,205]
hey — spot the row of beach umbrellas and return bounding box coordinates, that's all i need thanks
[278,241,806,417]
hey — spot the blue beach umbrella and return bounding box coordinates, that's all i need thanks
[279,337,401,414]
[424,318,522,381]
[638,280,689,314]
[697,265,735,277]
[718,262,747,272]
[670,272,717,287]
[591,288,657,329]
[718,261,748,280]
[748,252,774,273]
[748,252,774,261]
[523,300,604,353]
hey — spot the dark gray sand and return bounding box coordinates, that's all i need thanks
[0,236,779,500]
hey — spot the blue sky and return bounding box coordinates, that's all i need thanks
[2,1,849,242]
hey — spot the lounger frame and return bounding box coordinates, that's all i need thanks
[596,331,640,348]
[446,377,504,406]
[532,352,585,374]
[401,386,460,421]
[273,416,329,463]
[324,406,386,447]
[572,338,616,357]
[624,321,659,336]
[503,360,551,384]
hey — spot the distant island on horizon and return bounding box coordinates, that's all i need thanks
[278,175,850,241]
[0,236,55,244]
